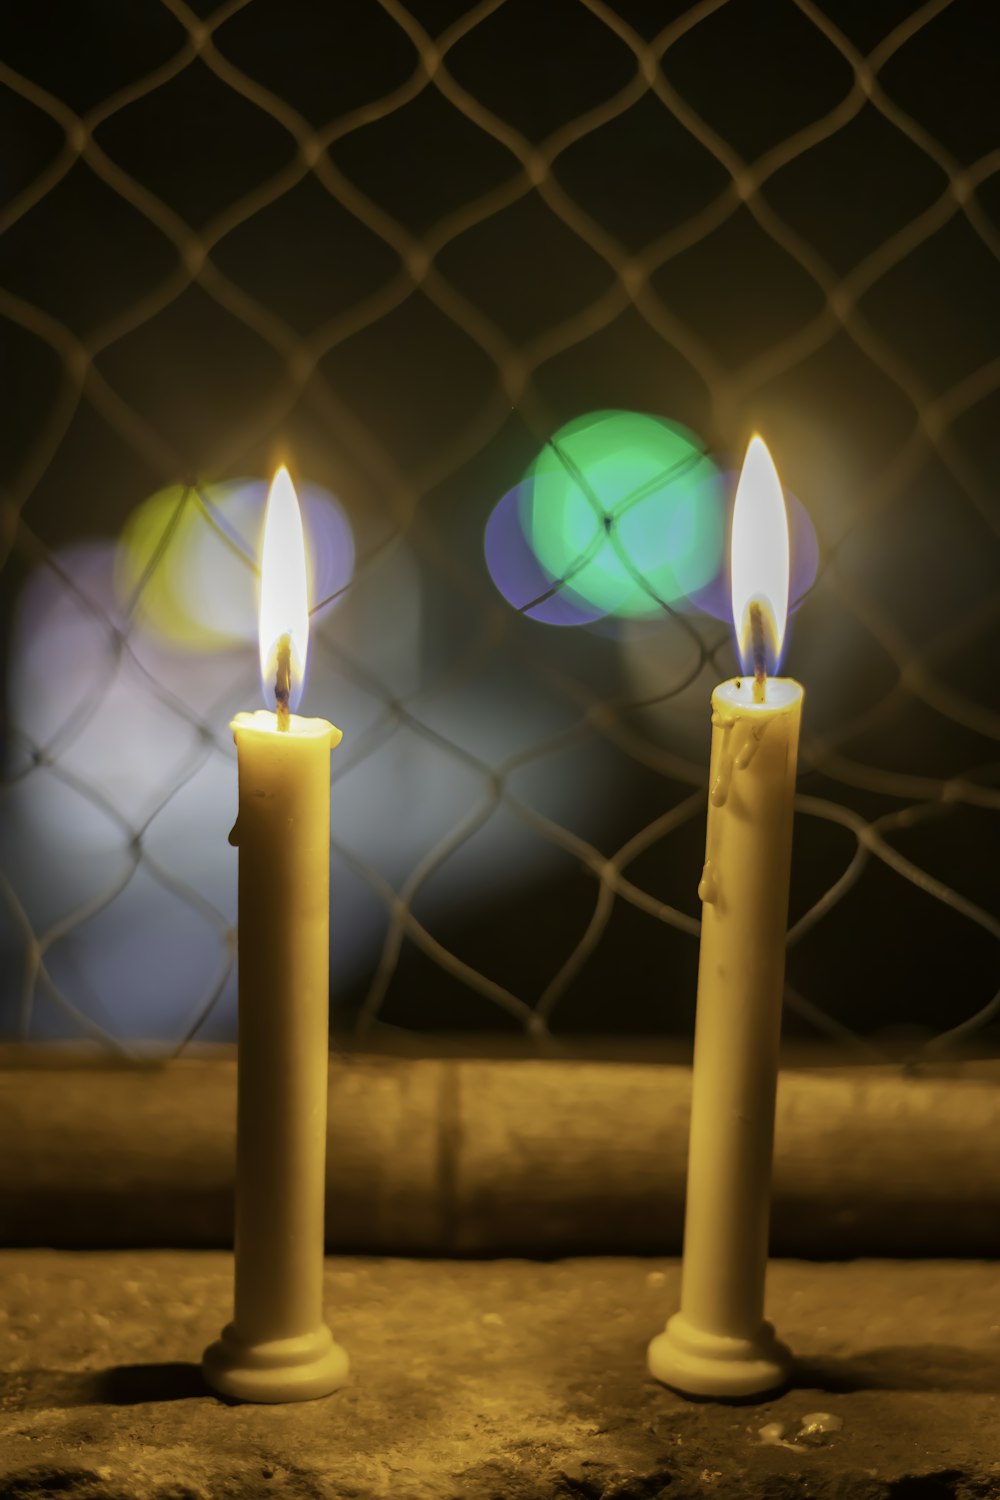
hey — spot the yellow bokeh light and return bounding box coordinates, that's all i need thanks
[116,483,256,649]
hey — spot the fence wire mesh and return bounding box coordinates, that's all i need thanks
[0,0,997,1060]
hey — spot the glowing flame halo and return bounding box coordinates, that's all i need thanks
[259,466,310,711]
[730,436,790,677]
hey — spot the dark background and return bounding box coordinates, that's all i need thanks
[1,0,997,1056]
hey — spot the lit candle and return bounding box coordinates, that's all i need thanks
[202,466,349,1403]
[648,437,802,1399]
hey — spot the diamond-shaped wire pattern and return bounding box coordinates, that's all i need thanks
[1,0,997,1058]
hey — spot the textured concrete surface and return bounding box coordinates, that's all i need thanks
[1,1252,999,1499]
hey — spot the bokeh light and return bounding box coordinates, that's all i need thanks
[519,411,724,620]
[116,477,355,651]
[484,480,608,626]
[4,529,626,1045]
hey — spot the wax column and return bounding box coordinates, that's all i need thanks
[648,436,803,1399]
[202,467,349,1403]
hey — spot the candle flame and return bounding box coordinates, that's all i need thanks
[730,436,790,679]
[259,466,309,712]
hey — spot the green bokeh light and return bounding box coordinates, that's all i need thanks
[524,411,723,619]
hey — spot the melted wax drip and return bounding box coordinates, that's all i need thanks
[709,716,733,807]
[710,717,769,807]
[798,1412,843,1444]
[737,724,765,769]
[759,1413,843,1450]
[701,714,774,906]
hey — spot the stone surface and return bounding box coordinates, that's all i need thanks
[1,1252,999,1498]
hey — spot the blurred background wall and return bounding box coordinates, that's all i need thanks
[0,0,997,1057]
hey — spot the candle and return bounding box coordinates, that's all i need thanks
[648,437,803,1399]
[202,466,349,1403]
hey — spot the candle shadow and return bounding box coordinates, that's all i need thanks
[0,1362,209,1408]
[97,1361,210,1404]
[792,1344,1000,1395]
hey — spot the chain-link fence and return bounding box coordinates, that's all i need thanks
[1,0,997,1060]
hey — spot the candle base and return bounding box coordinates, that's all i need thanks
[202,1322,350,1403]
[647,1312,791,1400]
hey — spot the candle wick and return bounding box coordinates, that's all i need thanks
[750,603,767,705]
[275,633,292,731]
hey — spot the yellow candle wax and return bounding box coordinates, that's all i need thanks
[202,467,349,1403]
[648,435,803,1399]
[202,710,348,1402]
[648,677,801,1398]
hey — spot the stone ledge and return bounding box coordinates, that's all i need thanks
[3,1053,1000,1255]
[2,1252,999,1500]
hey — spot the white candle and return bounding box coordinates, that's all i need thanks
[648,437,802,1398]
[202,468,349,1403]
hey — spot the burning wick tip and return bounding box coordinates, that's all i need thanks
[275,633,292,732]
[749,602,767,705]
